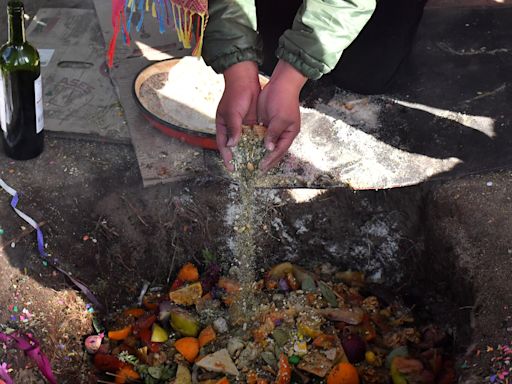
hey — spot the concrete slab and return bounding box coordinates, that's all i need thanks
[93,0,212,186]
[26,8,131,143]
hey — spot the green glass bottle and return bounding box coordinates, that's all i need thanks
[0,1,44,160]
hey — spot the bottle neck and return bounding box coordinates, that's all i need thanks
[7,2,26,46]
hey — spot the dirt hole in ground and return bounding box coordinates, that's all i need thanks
[0,177,477,383]
[90,182,476,382]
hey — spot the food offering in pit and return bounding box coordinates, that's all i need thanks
[85,261,456,384]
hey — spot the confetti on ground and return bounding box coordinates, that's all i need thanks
[487,343,512,383]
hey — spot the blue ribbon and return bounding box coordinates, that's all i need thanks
[0,178,104,311]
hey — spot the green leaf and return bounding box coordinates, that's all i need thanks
[301,275,316,292]
[272,327,290,347]
[261,351,278,369]
[319,281,338,307]
[148,366,163,379]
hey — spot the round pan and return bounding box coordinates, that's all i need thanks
[133,58,218,150]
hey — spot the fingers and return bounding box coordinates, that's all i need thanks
[216,118,235,172]
[259,121,299,173]
[243,93,259,126]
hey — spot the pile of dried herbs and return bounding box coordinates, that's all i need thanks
[86,261,456,384]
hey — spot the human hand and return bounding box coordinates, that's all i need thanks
[217,61,261,171]
[257,60,307,172]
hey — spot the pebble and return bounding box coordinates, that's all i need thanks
[196,349,239,376]
[237,343,260,369]
[227,337,245,357]
[213,317,228,334]
[324,348,337,361]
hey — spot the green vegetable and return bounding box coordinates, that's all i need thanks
[170,308,200,337]
[319,282,338,307]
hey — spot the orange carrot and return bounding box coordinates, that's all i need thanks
[175,337,200,363]
[275,354,292,384]
[177,262,199,282]
[123,308,145,318]
[115,366,140,384]
[108,325,133,341]
[198,325,217,348]
[216,378,229,384]
[327,362,359,384]
[246,371,258,384]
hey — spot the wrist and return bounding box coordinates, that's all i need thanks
[223,61,260,86]
[269,60,308,95]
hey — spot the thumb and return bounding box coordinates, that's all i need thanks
[264,122,280,152]
[224,113,243,147]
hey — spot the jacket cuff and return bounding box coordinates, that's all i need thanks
[205,47,263,74]
[276,40,327,80]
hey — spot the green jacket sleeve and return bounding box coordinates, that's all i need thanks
[202,0,262,73]
[277,0,376,80]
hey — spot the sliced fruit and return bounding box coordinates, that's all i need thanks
[115,366,140,384]
[170,308,200,337]
[174,337,200,363]
[177,262,200,282]
[107,325,133,341]
[151,323,169,343]
[169,282,203,306]
[198,325,217,348]
[327,362,359,384]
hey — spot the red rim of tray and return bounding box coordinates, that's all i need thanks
[133,58,218,150]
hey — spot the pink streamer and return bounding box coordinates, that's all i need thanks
[0,362,14,384]
[0,332,57,384]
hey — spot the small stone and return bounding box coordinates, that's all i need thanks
[196,349,239,376]
[238,343,260,369]
[213,317,229,334]
[323,348,338,361]
[246,162,255,172]
[227,337,245,356]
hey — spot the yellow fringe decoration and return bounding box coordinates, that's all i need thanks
[191,13,206,56]
[146,0,149,12]
[170,0,207,56]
